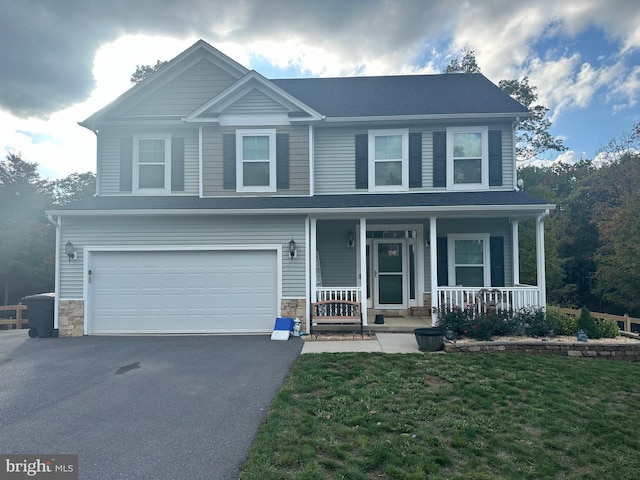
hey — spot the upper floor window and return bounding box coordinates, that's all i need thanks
[447,127,488,190]
[236,129,276,192]
[133,134,171,194]
[368,129,408,191]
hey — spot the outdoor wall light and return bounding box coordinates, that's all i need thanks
[65,241,76,261]
[289,238,297,259]
[347,231,355,248]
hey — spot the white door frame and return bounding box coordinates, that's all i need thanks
[361,223,424,310]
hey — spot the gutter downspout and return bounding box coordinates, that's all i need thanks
[47,214,61,330]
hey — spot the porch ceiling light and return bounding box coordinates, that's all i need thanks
[65,241,76,261]
[347,231,355,248]
[289,238,297,259]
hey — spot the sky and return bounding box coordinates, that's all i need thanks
[1,0,639,179]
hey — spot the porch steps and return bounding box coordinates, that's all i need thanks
[366,316,432,333]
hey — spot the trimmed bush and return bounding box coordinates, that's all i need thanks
[577,306,601,339]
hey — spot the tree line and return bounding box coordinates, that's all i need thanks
[518,123,640,316]
[0,153,95,305]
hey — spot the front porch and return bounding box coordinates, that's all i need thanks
[310,213,549,329]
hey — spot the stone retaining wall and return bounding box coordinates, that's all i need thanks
[445,340,640,361]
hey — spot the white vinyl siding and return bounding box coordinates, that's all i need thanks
[59,215,306,300]
[121,59,239,117]
[222,89,289,115]
[314,123,514,194]
[98,127,199,195]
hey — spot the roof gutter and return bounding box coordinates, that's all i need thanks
[46,203,556,217]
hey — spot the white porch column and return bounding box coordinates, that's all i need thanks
[536,212,548,309]
[359,218,367,326]
[429,217,438,326]
[309,217,317,333]
[511,220,520,285]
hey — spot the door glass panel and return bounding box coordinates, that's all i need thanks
[377,243,402,272]
[379,275,403,304]
[377,242,403,305]
[409,244,416,300]
[366,244,371,300]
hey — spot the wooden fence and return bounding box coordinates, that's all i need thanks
[558,307,639,333]
[0,304,28,330]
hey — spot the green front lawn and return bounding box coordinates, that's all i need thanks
[241,353,640,479]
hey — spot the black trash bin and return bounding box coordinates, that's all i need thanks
[22,293,56,338]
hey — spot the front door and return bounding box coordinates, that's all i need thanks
[373,240,407,308]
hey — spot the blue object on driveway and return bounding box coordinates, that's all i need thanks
[274,317,294,331]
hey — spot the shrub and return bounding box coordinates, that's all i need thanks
[519,307,556,337]
[596,318,620,338]
[547,307,577,336]
[577,306,601,339]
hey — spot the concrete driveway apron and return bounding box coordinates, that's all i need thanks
[0,331,302,479]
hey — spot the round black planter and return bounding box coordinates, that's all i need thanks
[414,328,445,352]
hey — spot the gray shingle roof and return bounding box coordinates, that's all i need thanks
[272,74,529,118]
[49,191,552,214]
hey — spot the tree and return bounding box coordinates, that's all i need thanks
[130,60,168,84]
[498,77,566,161]
[592,123,640,314]
[443,49,481,74]
[51,172,95,205]
[0,153,55,304]
[443,51,567,161]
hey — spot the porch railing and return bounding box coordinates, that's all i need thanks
[436,286,541,314]
[315,288,361,303]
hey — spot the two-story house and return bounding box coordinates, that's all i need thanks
[46,40,554,336]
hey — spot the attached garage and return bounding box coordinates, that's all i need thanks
[87,249,279,334]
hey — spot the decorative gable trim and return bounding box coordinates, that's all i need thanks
[184,71,324,124]
[81,40,249,128]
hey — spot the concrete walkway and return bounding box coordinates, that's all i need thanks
[301,332,421,354]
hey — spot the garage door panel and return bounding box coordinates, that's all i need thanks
[90,250,278,334]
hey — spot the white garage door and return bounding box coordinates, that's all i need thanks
[89,250,278,334]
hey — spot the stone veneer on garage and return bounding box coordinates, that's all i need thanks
[280,298,306,324]
[57,300,85,337]
[56,298,307,337]
[445,339,640,362]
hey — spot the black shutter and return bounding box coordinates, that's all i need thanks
[276,133,289,189]
[119,138,133,192]
[488,130,502,186]
[171,136,184,192]
[437,237,449,286]
[223,134,236,189]
[490,236,505,287]
[433,131,446,187]
[355,134,368,189]
[409,132,422,188]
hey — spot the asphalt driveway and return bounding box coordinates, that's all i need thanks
[0,331,302,479]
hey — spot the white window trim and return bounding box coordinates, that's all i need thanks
[368,129,409,192]
[133,134,171,195]
[447,233,491,287]
[446,126,489,191]
[236,128,276,193]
